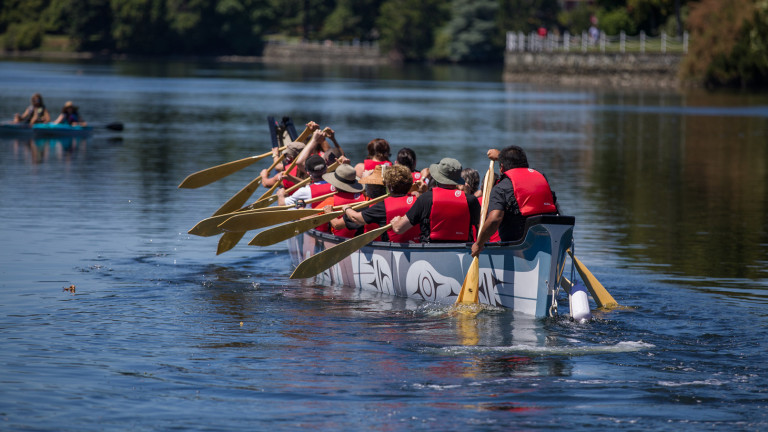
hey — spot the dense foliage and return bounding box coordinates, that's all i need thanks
[681,0,768,88]
[1,0,766,87]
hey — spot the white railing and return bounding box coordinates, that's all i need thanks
[506,30,689,54]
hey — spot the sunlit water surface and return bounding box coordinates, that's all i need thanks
[1,60,767,430]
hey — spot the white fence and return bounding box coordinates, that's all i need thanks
[507,30,689,54]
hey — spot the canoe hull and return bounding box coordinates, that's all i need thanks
[288,215,575,318]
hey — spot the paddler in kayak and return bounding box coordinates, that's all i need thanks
[52,101,87,126]
[13,93,50,124]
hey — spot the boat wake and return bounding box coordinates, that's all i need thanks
[432,340,654,357]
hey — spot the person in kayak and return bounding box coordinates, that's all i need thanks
[53,101,87,126]
[13,93,50,124]
[390,157,480,243]
[471,145,559,257]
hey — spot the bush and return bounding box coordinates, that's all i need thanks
[681,0,768,88]
[2,22,43,50]
[598,7,636,35]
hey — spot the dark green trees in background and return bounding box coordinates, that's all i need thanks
[1,0,766,88]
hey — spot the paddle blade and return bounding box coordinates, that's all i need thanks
[178,153,269,189]
[219,208,321,232]
[105,122,124,131]
[290,224,391,279]
[568,250,619,309]
[216,231,246,255]
[213,176,263,216]
[189,213,236,237]
[248,212,340,247]
[455,257,480,304]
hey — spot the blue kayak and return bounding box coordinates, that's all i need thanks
[0,122,94,137]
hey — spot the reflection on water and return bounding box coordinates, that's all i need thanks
[588,94,768,290]
[11,137,87,165]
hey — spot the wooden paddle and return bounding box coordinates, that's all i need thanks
[178,124,312,189]
[455,160,495,305]
[567,250,619,309]
[188,191,336,237]
[290,223,393,279]
[248,194,389,247]
[218,199,351,233]
[178,146,287,189]
[212,153,286,216]
[214,162,344,255]
[242,160,340,210]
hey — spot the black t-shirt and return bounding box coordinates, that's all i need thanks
[487,174,557,242]
[405,188,480,243]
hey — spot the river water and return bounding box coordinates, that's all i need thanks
[1,60,767,430]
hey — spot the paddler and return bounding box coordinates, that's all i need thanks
[13,93,50,124]
[471,145,559,257]
[337,164,421,243]
[354,138,392,178]
[390,157,480,243]
[278,155,334,208]
[314,163,366,237]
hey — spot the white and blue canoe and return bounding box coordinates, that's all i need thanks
[288,215,580,318]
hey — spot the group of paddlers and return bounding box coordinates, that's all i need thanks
[259,121,559,255]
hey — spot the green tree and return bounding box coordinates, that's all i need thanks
[683,0,768,88]
[111,0,170,54]
[377,0,449,60]
[44,0,113,51]
[498,0,560,33]
[433,0,499,62]
[320,0,384,41]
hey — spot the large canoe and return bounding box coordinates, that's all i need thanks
[288,214,576,318]
[0,122,93,137]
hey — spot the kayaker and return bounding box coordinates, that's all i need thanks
[471,146,559,257]
[354,138,392,178]
[278,155,334,208]
[339,164,421,243]
[13,93,50,124]
[390,157,480,243]
[53,101,86,126]
[315,163,366,238]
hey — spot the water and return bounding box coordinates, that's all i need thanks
[1,59,767,430]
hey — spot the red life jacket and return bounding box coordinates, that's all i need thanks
[281,165,300,194]
[330,191,366,238]
[475,196,501,243]
[504,168,557,216]
[429,188,470,242]
[363,159,392,171]
[384,195,420,243]
[308,182,334,208]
